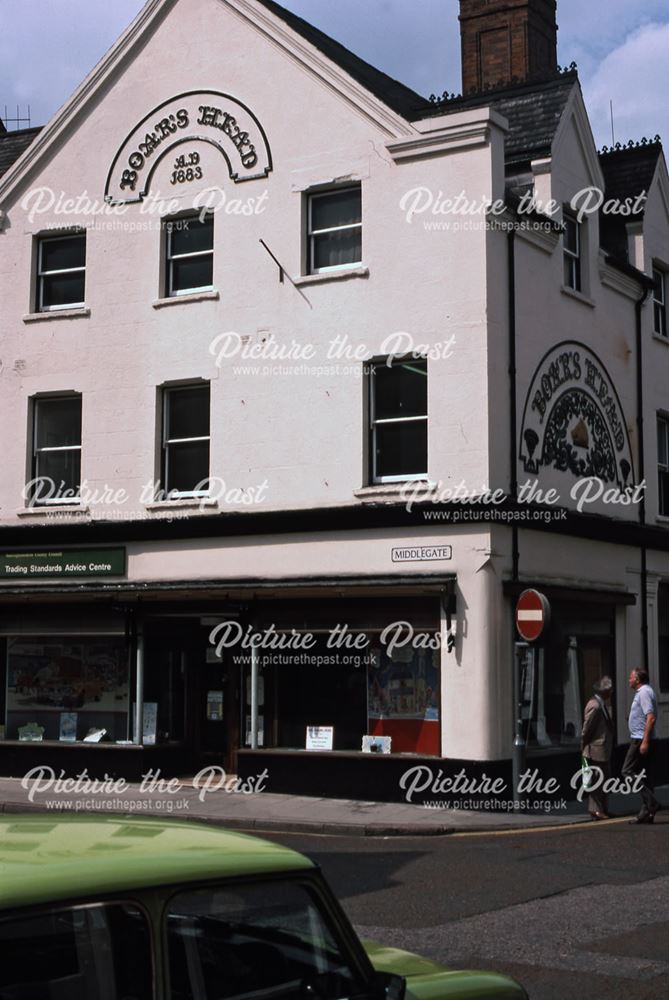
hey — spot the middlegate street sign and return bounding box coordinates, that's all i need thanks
[391,546,453,563]
[0,548,127,580]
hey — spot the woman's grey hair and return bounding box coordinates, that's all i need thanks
[594,676,613,694]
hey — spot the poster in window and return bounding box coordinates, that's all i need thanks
[367,646,439,721]
[362,735,392,754]
[142,702,158,745]
[245,715,264,746]
[6,639,129,714]
[59,712,78,742]
[207,690,224,721]
[18,722,45,741]
[305,726,334,750]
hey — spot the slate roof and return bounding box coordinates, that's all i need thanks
[418,73,578,167]
[0,126,42,179]
[599,142,661,210]
[257,0,427,119]
[598,140,662,258]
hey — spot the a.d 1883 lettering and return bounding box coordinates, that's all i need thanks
[171,150,203,186]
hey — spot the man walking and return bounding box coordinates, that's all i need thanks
[581,676,614,820]
[623,668,659,824]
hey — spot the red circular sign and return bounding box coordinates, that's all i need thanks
[516,590,551,642]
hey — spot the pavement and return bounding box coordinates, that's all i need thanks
[1,774,667,836]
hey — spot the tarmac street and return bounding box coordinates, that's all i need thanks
[265,821,669,1000]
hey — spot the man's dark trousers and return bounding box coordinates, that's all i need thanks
[622,739,659,818]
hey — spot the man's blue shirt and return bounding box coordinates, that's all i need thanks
[628,684,657,740]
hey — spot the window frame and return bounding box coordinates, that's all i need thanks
[563,211,582,292]
[307,186,362,276]
[36,231,86,312]
[163,872,376,1000]
[658,414,669,517]
[0,898,155,1000]
[653,266,667,338]
[164,213,214,298]
[369,357,428,485]
[31,394,83,506]
[161,383,211,499]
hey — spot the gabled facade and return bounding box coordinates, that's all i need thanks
[0,0,667,803]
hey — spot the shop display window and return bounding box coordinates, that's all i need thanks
[243,628,440,756]
[4,637,130,742]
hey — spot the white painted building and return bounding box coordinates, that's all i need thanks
[0,0,667,801]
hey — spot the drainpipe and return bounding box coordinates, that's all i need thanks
[636,283,651,670]
[508,227,525,803]
[134,622,144,746]
[508,229,519,581]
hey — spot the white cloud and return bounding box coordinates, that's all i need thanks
[581,21,669,148]
[557,0,669,64]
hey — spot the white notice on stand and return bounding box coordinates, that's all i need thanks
[305,726,334,751]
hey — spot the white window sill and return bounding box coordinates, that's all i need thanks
[23,308,91,323]
[152,290,220,309]
[16,505,90,518]
[354,481,428,505]
[656,514,669,524]
[145,498,219,513]
[560,285,595,308]
[652,333,669,346]
[293,267,369,287]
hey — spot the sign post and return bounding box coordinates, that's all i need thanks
[513,590,551,809]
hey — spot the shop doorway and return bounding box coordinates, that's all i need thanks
[522,602,616,750]
[143,619,240,774]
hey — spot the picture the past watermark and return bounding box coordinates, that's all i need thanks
[399,764,650,808]
[19,765,269,813]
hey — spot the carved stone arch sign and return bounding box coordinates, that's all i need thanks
[519,341,634,490]
[105,91,272,204]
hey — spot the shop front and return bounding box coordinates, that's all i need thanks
[0,574,454,789]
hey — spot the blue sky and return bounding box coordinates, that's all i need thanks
[1,0,667,148]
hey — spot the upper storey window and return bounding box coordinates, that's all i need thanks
[653,267,667,338]
[308,186,362,274]
[369,358,428,484]
[37,232,86,311]
[165,214,214,296]
[563,212,582,292]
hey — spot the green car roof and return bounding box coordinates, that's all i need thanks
[0,815,313,911]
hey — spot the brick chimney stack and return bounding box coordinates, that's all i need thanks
[459,0,559,95]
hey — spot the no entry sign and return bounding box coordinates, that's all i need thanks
[515,589,551,642]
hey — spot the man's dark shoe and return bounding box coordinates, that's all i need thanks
[629,815,654,825]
